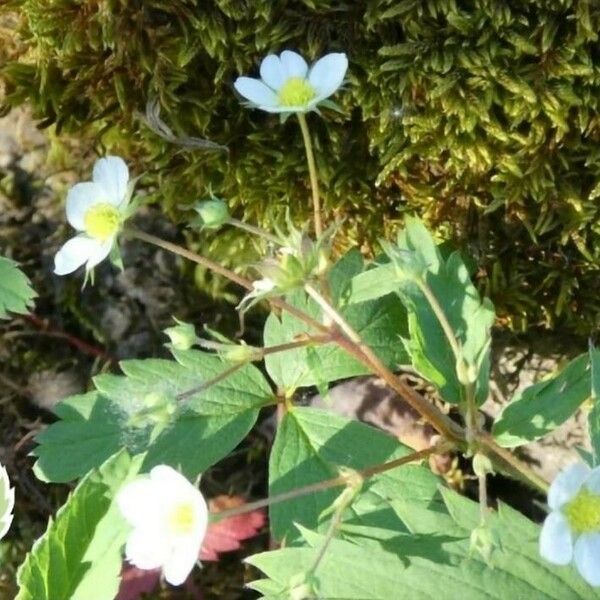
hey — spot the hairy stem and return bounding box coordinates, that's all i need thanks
[176,362,246,402]
[305,283,463,442]
[127,228,253,290]
[478,472,488,523]
[176,335,332,401]
[415,278,461,361]
[126,228,329,333]
[478,432,549,493]
[307,487,354,576]
[416,278,481,453]
[130,229,548,492]
[210,443,445,522]
[228,218,282,245]
[297,113,323,237]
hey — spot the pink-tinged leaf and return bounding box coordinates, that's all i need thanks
[200,495,266,561]
[116,564,160,600]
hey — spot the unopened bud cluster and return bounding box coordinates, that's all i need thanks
[255,221,332,292]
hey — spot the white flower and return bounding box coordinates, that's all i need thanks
[0,463,14,540]
[234,50,348,114]
[54,156,131,276]
[117,465,208,586]
[540,462,600,586]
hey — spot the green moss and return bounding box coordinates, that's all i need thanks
[2,0,600,332]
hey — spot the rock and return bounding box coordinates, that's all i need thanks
[28,369,84,411]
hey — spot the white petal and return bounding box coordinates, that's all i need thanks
[574,533,600,586]
[257,104,299,114]
[84,238,114,271]
[0,464,14,540]
[259,54,285,90]
[149,465,196,497]
[234,77,279,108]
[92,156,129,206]
[279,50,308,79]
[309,53,348,101]
[583,466,600,494]
[539,512,573,565]
[162,537,201,586]
[149,467,208,524]
[53,236,100,275]
[117,477,162,528]
[124,528,169,571]
[65,182,107,230]
[548,463,590,510]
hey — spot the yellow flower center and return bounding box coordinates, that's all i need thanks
[84,203,121,241]
[564,488,600,534]
[278,77,316,107]
[167,502,196,535]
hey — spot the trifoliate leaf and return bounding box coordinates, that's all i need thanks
[0,256,36,319]
[16,451,142,600]
[33,349,273,482]
[384,217,495,405]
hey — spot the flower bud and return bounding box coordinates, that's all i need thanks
[164,318,197,350]
[289,582,314,600]
[128,392,177,428]
[456,357,477,386]
[470,523,501,565]
[288,572,318,600]
[222,343,262,363]
[472,453,494,479]
[192,198,230,230]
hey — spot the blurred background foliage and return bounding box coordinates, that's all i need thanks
[1,0,600,333]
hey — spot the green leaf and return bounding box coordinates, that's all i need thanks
[386,217,495,405]
[492,354,591,447]
[327,248,367,305]
[268,406,441,542]
[264,290,408,390]
[33,349,272,481]
[392,487,597,599]
[247,531,415,599]
[16,451,142,600]
[588,345,600,465]
[250,489,597,599]
[345,262,397,305]
[0,256,36,319]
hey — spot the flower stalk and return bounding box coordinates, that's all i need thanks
[229,218,282,245]
[297,113,323,237]
[209,443,447,522]
[175,334,332,402]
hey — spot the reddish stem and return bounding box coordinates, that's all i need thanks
[23,314,116,364]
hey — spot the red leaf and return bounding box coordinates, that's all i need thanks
[200,495,265,561]
[116,564,160,600]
